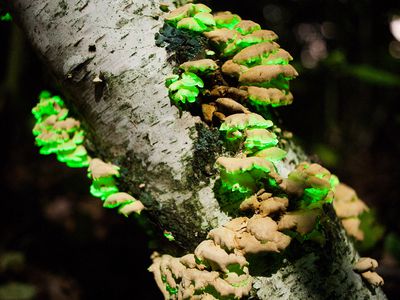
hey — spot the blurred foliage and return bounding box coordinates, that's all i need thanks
[356,209,385,253]
[384,232,400,262]
[0,283,36,300]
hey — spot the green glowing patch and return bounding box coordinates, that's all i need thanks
[163,230,175,241]
[167,72,204,104]
[243,128,278,151]
[90,177,119,200]
[193,12,216,27]
[214,13,241,30]
[234,22,261,35]
[0,12,12,22]
[255,147,287,162]
[177,17,208,32]
[216,156,277,193]
[219,113,273,134]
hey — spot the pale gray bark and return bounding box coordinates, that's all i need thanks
[10,0,387,299]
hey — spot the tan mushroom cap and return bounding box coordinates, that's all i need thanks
[211,86,249,101]
[221,112,273,131]
[234,20,261,34]
[118,200,145,216]
[213,11,241,23]
[204,28,238,44]
[233,42,280,64]
[341,217,364,240]
[354,257,378,273]
[195,240,248,272]
[239,64,299,85]
[278,209,321,235]
[333,183,369,218]
[104,192,136,207]
[216,156,274,173]
[164,3,194,22]
[216,98,250,114]
[361,271,384,287]
[88,158,119,180]
[222,60,249,77]
[245,86,293,105]
[243,29,278,42]
[259,197,289,216]
[263,48,293,63]
[179,59,218,73]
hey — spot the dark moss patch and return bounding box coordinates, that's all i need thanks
[191,123,223,183]
[155,23,208,64]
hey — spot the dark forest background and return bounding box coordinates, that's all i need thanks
[1,0,400,299]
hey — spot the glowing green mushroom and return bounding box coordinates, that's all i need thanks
[243,128,278,151]
[219,113,274,140]
[166,72,204,104]
[254,146,287,162]
[216,156,281,193]
[87,158,120,200]
[234,20,261,35]
[214,11,241,29]
[239,64,298,91]
[177,17,207,32]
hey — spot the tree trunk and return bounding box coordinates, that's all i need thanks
[9,0,387,298]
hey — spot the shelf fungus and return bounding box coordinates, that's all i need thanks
[243,128,279,152]
[179,59,218,74]
[353,257,384,287]
[103,192,144,216]
[333,183,368,240]
[216,156,281,193]
[232,42,281,66]
[234,20,261,35]
[166,72,204,104]
[149,241,253,299]
[239,65,298,91]
[254,147,287,162]
[213,11,241,30]
[87,158,120,200]
[243,86,293,107]
[281,162,338,207]
[32,91,90,168]
[278,209,321,235]
[219,113,273,140]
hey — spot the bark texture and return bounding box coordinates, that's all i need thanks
[10,0,386,299]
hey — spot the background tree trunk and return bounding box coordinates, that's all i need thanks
[9,0,387,298]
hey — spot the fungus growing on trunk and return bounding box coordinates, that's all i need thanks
[32,91,90,168]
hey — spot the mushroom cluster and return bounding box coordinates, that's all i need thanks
[353,257,384,287]
[333,183,369,240]
[156,3,385,298]
[32,91,90,168]
[32,92,144,217]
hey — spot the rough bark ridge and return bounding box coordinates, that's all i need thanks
[10,0,386,298]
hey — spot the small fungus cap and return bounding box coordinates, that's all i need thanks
[239,65,299,85]
[220,113,273,132]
